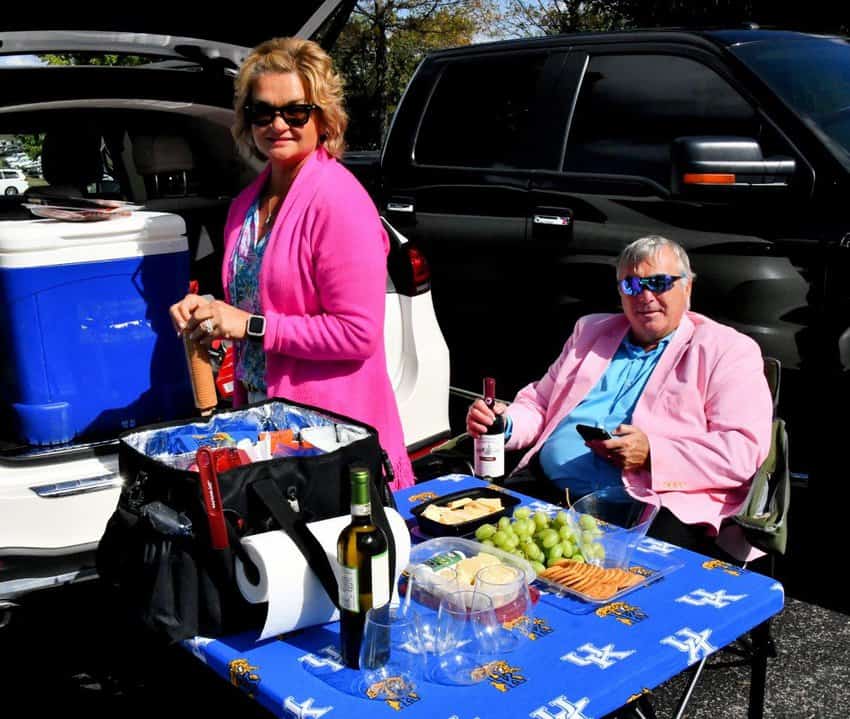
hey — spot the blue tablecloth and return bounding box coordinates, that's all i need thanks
[185,475,784,719]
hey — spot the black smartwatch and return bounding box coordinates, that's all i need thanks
[246,314,266,341]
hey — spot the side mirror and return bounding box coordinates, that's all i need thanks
[671,137,795,198]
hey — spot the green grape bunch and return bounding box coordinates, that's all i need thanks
[474,506,606,575]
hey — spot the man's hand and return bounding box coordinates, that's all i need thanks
[466,399,507,438]
[587,424,650,471]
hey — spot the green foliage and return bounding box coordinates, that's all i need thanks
[19,134,45,162]
[332,0,492,150]
[41,53,147,66]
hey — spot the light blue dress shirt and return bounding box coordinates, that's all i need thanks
[508,332,672,497]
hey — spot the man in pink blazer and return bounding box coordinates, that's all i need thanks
[468,236,772,561]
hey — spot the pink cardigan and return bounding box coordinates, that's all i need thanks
[222,147,414,489]
[506,312,773,561]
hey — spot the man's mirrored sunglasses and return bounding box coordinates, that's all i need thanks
[244,102,319,127]
[619,274,686,296]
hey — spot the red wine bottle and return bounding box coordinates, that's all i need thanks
[474,377,505,480]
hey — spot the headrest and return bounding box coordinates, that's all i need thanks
[132,134,195,175]
[40,126,104,188]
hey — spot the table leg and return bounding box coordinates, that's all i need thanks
[748,619,773,719]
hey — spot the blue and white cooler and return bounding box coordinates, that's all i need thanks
[0,211,195,446]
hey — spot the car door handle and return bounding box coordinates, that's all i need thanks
[387,202,415,214]
[533,214,571,226]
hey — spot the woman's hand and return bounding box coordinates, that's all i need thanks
[466,399,507,438]
[169,294,252,344]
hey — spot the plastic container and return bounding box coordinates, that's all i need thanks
[400,536,536,621]
[0,211,194,445]
[410,486,521,538]
[568,486,661,569]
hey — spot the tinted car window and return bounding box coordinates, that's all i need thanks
[415,53,546,169]
[731,36,850,164]
[565,54,759,187]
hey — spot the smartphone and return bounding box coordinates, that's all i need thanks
[576,424,613,442]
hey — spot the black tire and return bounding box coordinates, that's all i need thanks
[4,186,19,196]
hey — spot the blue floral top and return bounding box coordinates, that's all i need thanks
[228,196,271,392]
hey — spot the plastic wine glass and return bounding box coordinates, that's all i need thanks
[430,590,500,685]
[472,563,533,652]
[358,604,425,701]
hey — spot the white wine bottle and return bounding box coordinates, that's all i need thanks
[474,376,505,480]
[337,465,391,668]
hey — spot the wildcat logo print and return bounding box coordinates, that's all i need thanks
[503,615,554,640]
[228,658,261,696]
[283,696,333,719]
[660,628,717,665]
[595,601,648,626]
[471,660,527,692]
[365,676,421,710]
[408,491,438,503]
[529,695,591,719]
[676,589,747,608]
[561,643,636,669]
[701,559,743,576]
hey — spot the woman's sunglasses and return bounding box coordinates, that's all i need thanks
[619,274,686,296]
[244,101,320,128]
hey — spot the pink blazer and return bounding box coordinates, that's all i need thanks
[222,147,414,489]
[505,312,773,561]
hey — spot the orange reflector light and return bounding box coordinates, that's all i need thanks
[683,173,736,185]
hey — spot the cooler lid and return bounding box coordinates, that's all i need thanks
[0,211,187,268]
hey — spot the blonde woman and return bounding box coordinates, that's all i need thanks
[170,37,413,489]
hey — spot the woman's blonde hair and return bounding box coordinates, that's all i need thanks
[232,37,347,160]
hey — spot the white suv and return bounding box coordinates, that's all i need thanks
[0,5,450,617]
[0,168,27,195]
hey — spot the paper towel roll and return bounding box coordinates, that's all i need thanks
[236,507,411,640]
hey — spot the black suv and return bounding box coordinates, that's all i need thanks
[369,29,850,480]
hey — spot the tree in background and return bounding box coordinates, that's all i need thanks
[332,0,493,150]
[497,0,631,36]
[498,0,849,36]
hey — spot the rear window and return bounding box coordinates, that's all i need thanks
[415,53,547,169]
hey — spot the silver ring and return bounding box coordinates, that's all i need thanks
[201,319,214,335]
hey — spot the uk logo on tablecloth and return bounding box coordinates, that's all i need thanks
[298,645,345,673]
[529,695,591,719]
[186,636,215,663]
[634,538,676,556]
[676,589,747,608]
[561,643,636,669]
[283,696,333,719]
[660,627,717,665]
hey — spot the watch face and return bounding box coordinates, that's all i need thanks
[248,315,265,337]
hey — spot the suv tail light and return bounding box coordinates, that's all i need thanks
[389,242,431,296]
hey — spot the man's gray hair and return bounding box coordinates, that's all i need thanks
[617,235,695,287]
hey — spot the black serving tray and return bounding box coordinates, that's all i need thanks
[410,486,521,537]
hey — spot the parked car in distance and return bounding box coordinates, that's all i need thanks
[0,167,27,195]
[0,3,450,620]
[344,28,850,482]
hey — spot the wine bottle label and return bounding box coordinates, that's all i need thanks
[351,502,370,517]
[372,550,391,609]
[474,433,505,477]
[340,566,359,612]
